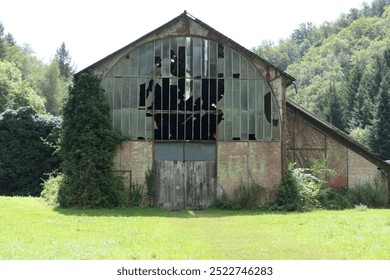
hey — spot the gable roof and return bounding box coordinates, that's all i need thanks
[78,11,295,85]
[286,99,390,174]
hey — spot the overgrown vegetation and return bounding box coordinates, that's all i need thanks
[40,173,63,207]
[128,183,144,207]
[232,182,264,210]
[275,159,388,211]
[346,183,388,208]
[58,72,123,208]
[276,163,301,211]
[215,159,388,212]
[145,167,155,206]
[0,107,61,196]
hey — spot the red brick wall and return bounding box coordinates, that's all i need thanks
[217,141,282,200]
[326,138,348,188]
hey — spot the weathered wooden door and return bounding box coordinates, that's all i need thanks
[155,143,216,210]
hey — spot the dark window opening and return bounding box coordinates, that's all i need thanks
[218,44,224,58]
[148,77,223,141]
[104,37,280,142]
[264,92,271,124]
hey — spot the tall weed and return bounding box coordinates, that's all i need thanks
[346,183,388,208]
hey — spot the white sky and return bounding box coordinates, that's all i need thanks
[1,0,373,71]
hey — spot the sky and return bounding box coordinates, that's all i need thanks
[1,0,373,71]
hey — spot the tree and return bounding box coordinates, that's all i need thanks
[345,63,365,129]
[324,83,346,131]
[55,42,74,79]
[0,22,5,59]
[41,60,68,115]
[371,69,390,159]
[58,71,123,208]
[0,60,45,113]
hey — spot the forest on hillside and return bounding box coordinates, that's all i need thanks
[253,0,390,159]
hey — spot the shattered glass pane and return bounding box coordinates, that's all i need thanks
[103,36,280,142]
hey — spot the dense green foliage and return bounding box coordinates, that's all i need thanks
[0,22,73,116]
[276,164,300,211]
[253,0,390,158]
[0,22,73,197]
[274,159,388,211]
[0,108,61,196]
[58,72,123,208]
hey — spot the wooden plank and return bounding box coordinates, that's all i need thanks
[156,160,216,210]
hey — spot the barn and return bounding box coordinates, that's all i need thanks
[82,11,390,210]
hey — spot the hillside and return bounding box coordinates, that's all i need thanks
[253,0,390,158]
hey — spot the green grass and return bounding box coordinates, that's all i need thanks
[1,196,390,260]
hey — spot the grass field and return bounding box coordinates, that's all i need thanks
[1,196,390,260]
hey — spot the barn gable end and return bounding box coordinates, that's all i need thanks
[81,12,389,209]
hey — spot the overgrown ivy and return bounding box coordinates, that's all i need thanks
[58,71,123,208]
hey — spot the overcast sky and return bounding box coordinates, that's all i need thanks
[1,0,373,71]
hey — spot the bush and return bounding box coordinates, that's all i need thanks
[316,187,352,210]
[41,173,63,207]
[276,163,300,211]
[232,182,264,209]
[293,168,322,210]
[215,191,233,210]
[58,72,124,208]
[0,107,61,196]
[346,183,388,208]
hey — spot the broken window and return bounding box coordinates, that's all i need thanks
[102,37,280,142]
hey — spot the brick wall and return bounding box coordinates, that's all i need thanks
[217,141,282,200]
[348,149,385,188]
[114,141,153,190]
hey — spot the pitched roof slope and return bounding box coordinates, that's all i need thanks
[287,99,390,173]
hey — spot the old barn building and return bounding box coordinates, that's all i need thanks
[82,12,390,209]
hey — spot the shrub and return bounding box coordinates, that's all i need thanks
[276,163,300,211]
[293,168,322,210]
[0,107,61,196]
[346,183,388,208]
[316,187,352,210]
[232,182,264,209]
[215,191,233,210]
[41,173,63,207]
[58,72,123,208]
